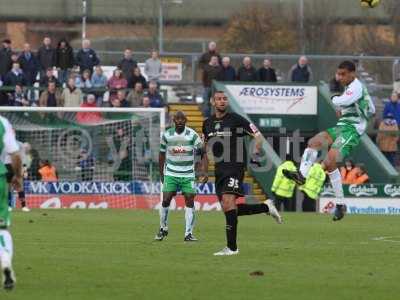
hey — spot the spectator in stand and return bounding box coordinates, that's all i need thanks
[393,59,400,94]
[127,82,144,107]
[39,67,60,88]
[289,55,313,83]
[76,94,103,124]
[8,84,29,106]
[257,58,277,82]
[38,160,58,182]
[202,55,222,116]
[108,68,128,100]
[383,92,400,125]
[118,48,137,80]
[376,113,399,166]
[39,81,63,107]
[37,36,56,76]
[147,80,165,107]
[218,56,236,82]
[0,39,12,78]
[340,159,355,182]
[77,149,95,181]
[61,77,82,107]
[128,66,147,89]
[199,41,221,70]
[237,56,257,82]
[110,90,129,108]
[4,62,26,87]
[145,50,162,83]
[18,43,39,86]
[80,69,93,91]
[91,65,107,104]
[75,39,100,74]
[341,160,369,185]
[142,94,150,108]
[56,38,74,85]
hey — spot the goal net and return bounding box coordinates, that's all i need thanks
[0,107,165,209]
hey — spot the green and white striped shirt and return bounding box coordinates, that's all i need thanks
[332,78,375,135]
[160,126,203,178]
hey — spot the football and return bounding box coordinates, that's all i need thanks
[360,0,381,8]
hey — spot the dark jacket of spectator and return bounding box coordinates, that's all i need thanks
[289,64,312,83]
[237,66,257,82]
[8,87,29,106]
[18,51,39,85]
[218,66,236,82]
[0,45,12,77]
[202,64,222,87]
[75,48,100,73]
[257,67,277,82]
[56,39,74,70]
[110,98,129,108]
[37,45,56,71]
[118,58,137,79]
[199,51,221,70]
[128,73,147,89]
[4,69,26,86]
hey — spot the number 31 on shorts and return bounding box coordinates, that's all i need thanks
[228,177,239,189]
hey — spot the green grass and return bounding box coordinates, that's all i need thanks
[3,210,400,300]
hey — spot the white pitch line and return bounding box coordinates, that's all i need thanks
[371,236,400,243]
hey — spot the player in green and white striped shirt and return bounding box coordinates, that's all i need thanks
[155,111,203,242]
[283,61,375,221]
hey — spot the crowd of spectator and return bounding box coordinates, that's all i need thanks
[199,41,313,116]
[0,37,165,109]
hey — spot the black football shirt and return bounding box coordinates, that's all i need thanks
[202,112,259,168]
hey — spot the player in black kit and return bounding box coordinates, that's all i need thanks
[200,90,282,256]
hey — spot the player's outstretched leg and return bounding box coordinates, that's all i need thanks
[183,194,197,242]
[0,229,15,290]
[236,200,282,224]
[155,192,175,241]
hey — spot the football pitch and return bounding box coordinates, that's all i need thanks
[3,210,400,300]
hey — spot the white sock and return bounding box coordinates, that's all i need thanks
[0,229,13,270]
[159,206,169,230]
[299,148,318,177]
[328,168,345,205]
[184,206,195,236]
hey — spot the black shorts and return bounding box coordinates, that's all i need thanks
[5,164,13,184]
[215,165,245,197]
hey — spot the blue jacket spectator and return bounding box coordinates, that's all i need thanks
[37,37,56,72]
[4,62,26,87]
[289,56,313,83]
[147,81,165,107]
[218,57,236,81]
[8,84,29,106]
[383,92,400,125]
[75,39,100,74]
[18,43,39,86]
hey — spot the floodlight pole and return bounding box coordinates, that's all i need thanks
[158,0,164,54]
[299,0,305,53]
[82,0,87,40]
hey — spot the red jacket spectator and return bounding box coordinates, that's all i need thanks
[76,94,103,124]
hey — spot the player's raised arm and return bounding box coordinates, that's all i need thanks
[238,115,263,155]
[331,78,362,107]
